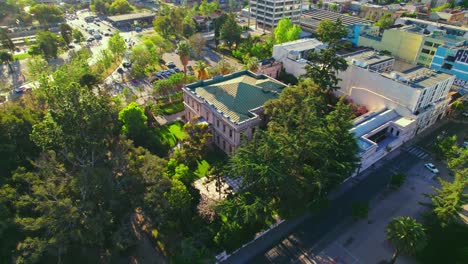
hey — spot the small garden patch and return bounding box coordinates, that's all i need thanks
[160,101,184,115]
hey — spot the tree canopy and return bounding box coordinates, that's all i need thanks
[274,17,302,44]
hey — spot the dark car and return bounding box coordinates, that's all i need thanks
[155,72,165,79]
[187,65,193,72]
[68,45,75,49]
[122,62,132,68]
[166,61,176,69]
[87,37,95,42]
[117,68,124,75]
[174,67,181,73]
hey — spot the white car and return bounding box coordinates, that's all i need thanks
[424,163,439,174]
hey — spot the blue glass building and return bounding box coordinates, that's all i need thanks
[430,44,468,92]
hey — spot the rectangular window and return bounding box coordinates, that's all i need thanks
[396,131,400,137]
[217,119,220,128]
[223,124,226,133]
[229,129,232,138]
[223,140,226,150]
[424,41,433,47]
[421,49,431,54]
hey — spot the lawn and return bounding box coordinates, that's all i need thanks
[13,53,30,61]
[160,101,185,115]
[154,121,186,148]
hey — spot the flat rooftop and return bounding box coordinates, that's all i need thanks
[341,49,394,66]
[301,8,371,30]
[274,38,326,52]
[396,17,468,35]
[185,71,287,124]
[107,12,155,22]
[382,66,454,89]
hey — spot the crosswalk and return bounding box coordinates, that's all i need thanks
[404,146,430,159]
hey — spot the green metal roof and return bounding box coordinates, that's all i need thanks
[185,71,287,124]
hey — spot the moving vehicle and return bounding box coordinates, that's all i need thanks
[424,163,439,174]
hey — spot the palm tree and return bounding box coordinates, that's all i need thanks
[177,41,191,82]
[216,59,234,75]
[386,216,427,264]
[245,56,259,73]
[194,60,209,80]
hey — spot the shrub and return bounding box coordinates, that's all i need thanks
[352,201,369,219]
[390,173,406,189]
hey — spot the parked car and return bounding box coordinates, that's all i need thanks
[117,68,124,75]
[187,65,193,72]
[174,67,181,73]
[87,37,95,42]
[93,34,102,40]
[155,72,164,79]
[166,61,176,69]
[68,45,75,49]
[122,62,132,68]
[135,27,142,32]
[424,163,439,174]
[131,79,139,84]
[104,33,110,36]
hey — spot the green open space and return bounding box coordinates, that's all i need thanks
[160,101,184,115]
[13,53,31,61]
[154,121,186,148]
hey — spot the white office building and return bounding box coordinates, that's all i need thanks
[249,0,302,30]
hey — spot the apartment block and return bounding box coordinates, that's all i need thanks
[249,0,302,30]
[430,44,468,92]
[183,71,287,154]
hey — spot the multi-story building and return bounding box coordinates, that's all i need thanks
[430,44,468,92]
[338,52,455,136]
[395,17,468,37]
[300,8,371,45]
[272,38,327,77]
[249,0,302,30]
[183,70,287,154]
[336,50,455,172]
[358,24,466,65]
[429,10,466,25]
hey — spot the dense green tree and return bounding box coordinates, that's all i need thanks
[109,0,133,15]
[375,14,394,31]
[118,102,148,144]
[316,18,348,49]
[428,178,466,227]
[36,31,60,59]
[199,0,218,15]
[130,42,158,78]
[0,99,42,180]
[213,13,228,46]
[304,48,348,91]
[386,216,427,264]
[60,23,73,45]
[0,50,13,72]
[0,28,15,51]
[433,135,458,162]
[274,17,302,44]
[108,31,126,57]
[72,28,84,43]
[219,14,242,48]
[144,33,174,55]
[226,79,358,236]
[176,122,212,168]
[30,4,64,25]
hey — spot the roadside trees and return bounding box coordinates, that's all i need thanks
[0,28,15,51]
[36,31,60,59]
[386,216,427,264]
[0,50,13,72]
[245,56,259,72]
[59,23,73,45]
[108,31,126,57]
[219,13,241,48]
[72,29,84,43]
[30,4,64,26]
